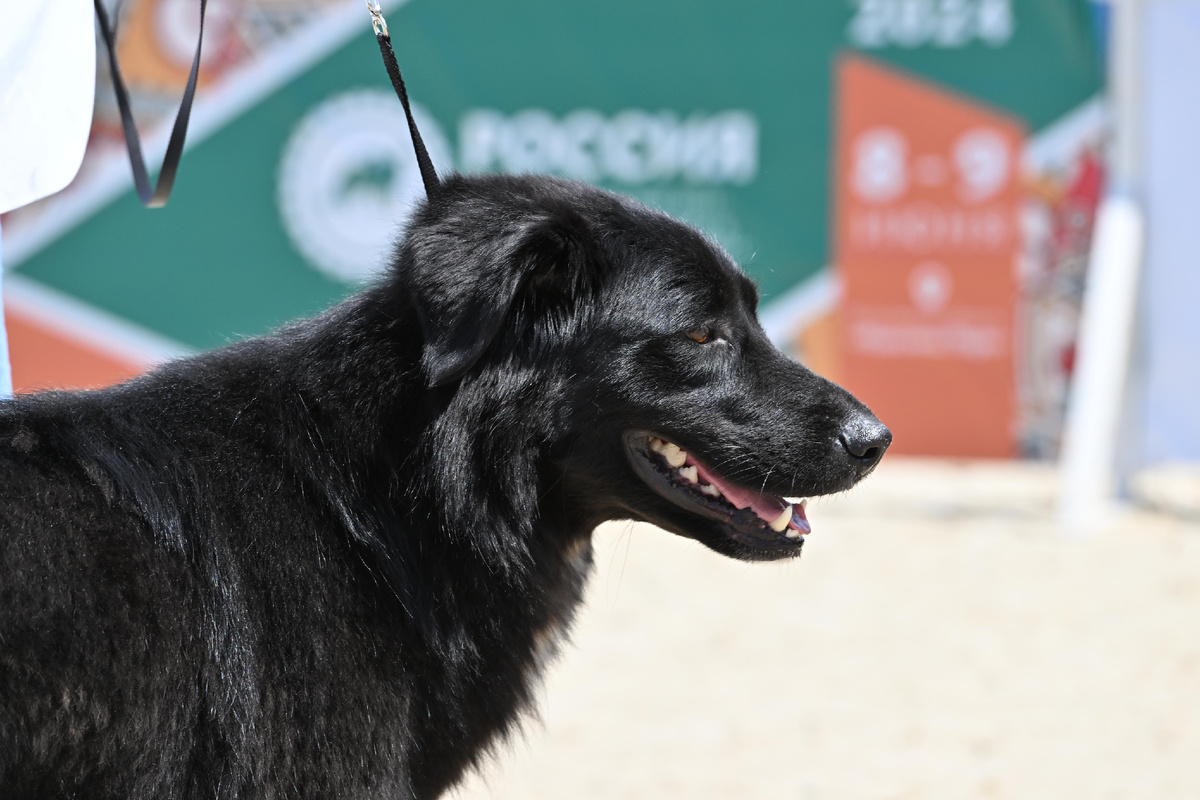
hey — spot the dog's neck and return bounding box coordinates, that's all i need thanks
[255,288,596,795]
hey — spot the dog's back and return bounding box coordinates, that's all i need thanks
[1,390,201,796]
[0,338,412,797]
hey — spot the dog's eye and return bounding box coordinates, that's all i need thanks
[686,327,712,344]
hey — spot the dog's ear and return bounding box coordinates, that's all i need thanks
[405,205,593,387]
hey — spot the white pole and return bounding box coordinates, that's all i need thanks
[1056,0,1144,530]
[0,220,11,399]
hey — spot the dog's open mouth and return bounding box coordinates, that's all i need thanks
[623,430,811,550]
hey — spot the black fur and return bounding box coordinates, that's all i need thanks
[0,174,888,799]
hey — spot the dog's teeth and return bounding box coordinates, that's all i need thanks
[699,484,721,497]
[662,443,687,468]
[679,465,698,483]
[649,437,665,453]
[800,498,808,509]
[784,529,806,541]
[769,505,792,532]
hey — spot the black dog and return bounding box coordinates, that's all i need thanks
[0,173,889,798]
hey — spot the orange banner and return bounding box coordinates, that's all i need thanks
[834,56,1024,457]
[5,307,144,394]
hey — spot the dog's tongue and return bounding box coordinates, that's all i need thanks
[691,459,789,521]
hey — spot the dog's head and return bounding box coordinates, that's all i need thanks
[395,174,889,561]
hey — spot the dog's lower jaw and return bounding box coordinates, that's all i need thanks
[621,430,808,559]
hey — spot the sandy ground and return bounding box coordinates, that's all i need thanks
[452,458,1200,800]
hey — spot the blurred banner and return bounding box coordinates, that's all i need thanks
[0,0,1102,457]
[833,56,1024,457]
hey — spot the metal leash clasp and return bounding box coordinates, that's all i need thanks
[366,0,388,38]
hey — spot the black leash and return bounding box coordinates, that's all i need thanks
[367,1,440,196]
[96,1,431,207]
[94,0,207,208]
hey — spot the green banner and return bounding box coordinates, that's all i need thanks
[13,0,1101,351]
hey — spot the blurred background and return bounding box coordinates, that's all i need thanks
[1,0,1198,796]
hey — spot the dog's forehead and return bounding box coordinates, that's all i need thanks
[432,176,758,325]
[602,208,758,325]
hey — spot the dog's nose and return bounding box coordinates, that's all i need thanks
[840,414,891,473]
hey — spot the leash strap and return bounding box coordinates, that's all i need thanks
[367,1,439,196]
[94,0,207,208]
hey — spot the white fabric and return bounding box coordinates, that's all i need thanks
[0,0,96,213]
